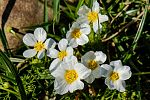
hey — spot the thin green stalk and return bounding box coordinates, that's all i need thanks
[133,72,150,75]
[137,76,141,100]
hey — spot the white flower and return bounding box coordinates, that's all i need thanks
[66,21,91,48]
[23,27,56,59]
[51,56,91,95]
[81,51,107,83]
[100,60,132,92]
[47,39,73,72]
[77,1,108,33]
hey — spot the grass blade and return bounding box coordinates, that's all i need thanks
[132,5,148,51]
[123,4,148,63]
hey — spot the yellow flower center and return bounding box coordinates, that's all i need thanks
[58,51,67,60]
[87,11,98,23]
[65,70,78,84]
[34,41,45,52]
[110,72,119,81]
[88,60,98,70]
[71,29,81,39]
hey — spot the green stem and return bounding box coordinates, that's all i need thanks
[0,86,20,98]
[133,72,150,75]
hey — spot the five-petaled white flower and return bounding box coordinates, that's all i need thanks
[100,60,132,92]
[23,27,56,59]
[47,39,73,72]
[51,56,91,95]
[66,21,91,48]
[77,1,108,33]
[81,51,107,83]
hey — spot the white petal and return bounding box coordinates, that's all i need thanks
[68,39,78,48]
[92,66,101,78]
[76,16,89,24]
[115,80,126,92]
[23,49,37,58]
[23,33,36,46]
[105,78,115,90]
[71,22,80,29]
[84,74,95,83]
[94,51,107,64]
[66,47,73,56]
[78,5,90,16]
[117,66,132,80]
[100,64,113,77]
[44,38,56,49]
[37,49,45,59]
[66,30,72,40]
[93,20,98,33]
[58,39,68,51]
[98,14,109,23]
[54,78,69,95]
[110,60,123,71]
[47,48,59,58]
[54,78,59,89]
[51,63,65,77]
[77,34,89,45]
[69,80,84,93]
[60,61,73,70]
[63,56,78,69]
[80,23,91,35]
[34,27,47,42]
[74,63,91,79]
[81,51,96,67]
[92,1,100,12]
[49,58,61,73]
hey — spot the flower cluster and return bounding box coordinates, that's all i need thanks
[22,1,131,95]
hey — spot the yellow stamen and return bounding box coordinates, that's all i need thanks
[71,29,81,39]
[65,70,78,84]
[110,72,119,81]
[87,11,98,23]
[34,41,45,52]
[88,60,98,70]
[58,51,67,60]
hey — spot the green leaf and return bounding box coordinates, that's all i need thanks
[88,0,94,8]
[0,50,27,100]
[53,0,60,23]
[0,73,16,83]
[21,22,52,29]
[10,58,25,63]
[75,0,84,17]
[64,1,76,20]
[0,29,11,56]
